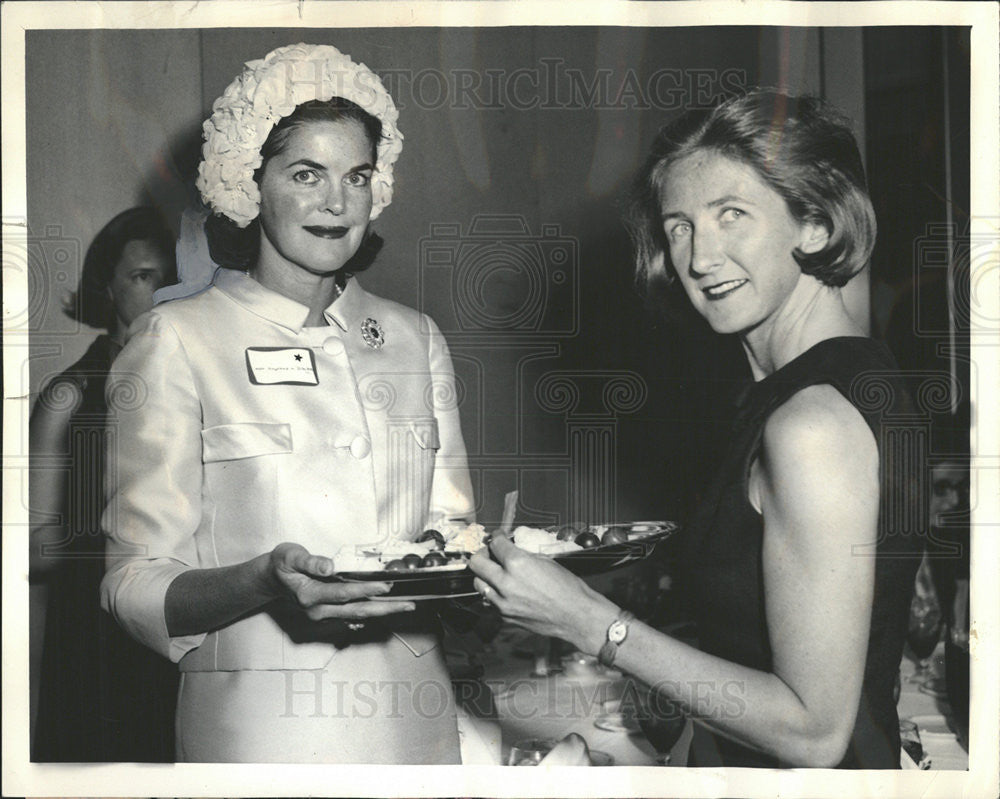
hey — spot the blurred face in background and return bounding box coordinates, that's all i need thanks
[930,461,969,529]
[108,238,174,332]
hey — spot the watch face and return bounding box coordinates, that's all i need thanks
[608,620,628,644]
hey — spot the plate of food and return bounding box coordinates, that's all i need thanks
[332,520,679,599]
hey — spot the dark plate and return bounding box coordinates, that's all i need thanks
[335,521,679,599]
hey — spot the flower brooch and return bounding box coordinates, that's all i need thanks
[361,318,385,350]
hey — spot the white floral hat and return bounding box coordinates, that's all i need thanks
[196,43,403,228]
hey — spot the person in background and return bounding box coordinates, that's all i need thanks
[924,452,970,746]
[30,206,179,761]
[471,91,923,768]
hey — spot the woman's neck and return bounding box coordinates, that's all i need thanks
[109,318,128,351]
[740,276,866,380]
[249,261,344,326]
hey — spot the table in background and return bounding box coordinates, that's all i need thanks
[448,623,966,769]
[897,642,969,770]
[448,625,690,766]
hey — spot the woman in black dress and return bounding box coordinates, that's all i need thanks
[470,91,921,768]
[30,207,179,761]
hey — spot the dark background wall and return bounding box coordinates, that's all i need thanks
[26,26,969,529]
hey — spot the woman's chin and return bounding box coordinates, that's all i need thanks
[704,315,746,336]
[296,258,355,278]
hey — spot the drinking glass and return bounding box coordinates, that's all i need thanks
[899,719,924,767]
[636,685,686,765]
[906,595,942,683]
[508,738,557,766]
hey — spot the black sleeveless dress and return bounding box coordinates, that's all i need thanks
[678,337,922,768]
[33,335,179,762]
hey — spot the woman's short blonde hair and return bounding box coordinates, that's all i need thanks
[626,90,876,291]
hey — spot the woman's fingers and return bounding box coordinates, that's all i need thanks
[486,532,519,564]
[307,554,335,577]
[468,549,510,600]
[272,542,313,573]
[274,543,333,577]
[471,576,503,605]
[282,544,334,578]
[311,580,394,603]
[306,599,416,621]
[471,537,609,643]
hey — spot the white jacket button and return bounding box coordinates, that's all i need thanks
[350,436,371,459]
[323,337,345,356]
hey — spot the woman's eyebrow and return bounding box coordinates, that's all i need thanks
[660,209,688,221]
[707,193,753,208]
[286,158,327,171]
[661,193,755,219]
[286,159,374,173]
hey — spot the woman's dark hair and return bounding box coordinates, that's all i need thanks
[204,97,385,272]
[625,90,876,292]
[66,206,176,329]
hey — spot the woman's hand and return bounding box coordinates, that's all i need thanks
[166,543,414,637]
[264,542,416,620]
[468,535,618,651]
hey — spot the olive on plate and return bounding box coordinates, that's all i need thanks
[601,527,630,546]
[401,553,423,570]
[421,551,447,568]
[415,529,446,549]
[385,559,408,571]
[575,531,602,549]
[556,525,580,541]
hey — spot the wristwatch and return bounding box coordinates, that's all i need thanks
[597,610,635,668]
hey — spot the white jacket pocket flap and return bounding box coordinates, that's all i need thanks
[202,422,293,463]
[409,419,440,450]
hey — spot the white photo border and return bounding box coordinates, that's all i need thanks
[3,2,997,797]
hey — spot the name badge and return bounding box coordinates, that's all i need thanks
[245,347,319,385]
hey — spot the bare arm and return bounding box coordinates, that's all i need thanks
[28,381,82,577]
[27,379,82,736]
[471,384,879,766]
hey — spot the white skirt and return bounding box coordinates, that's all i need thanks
[175,633,461,764]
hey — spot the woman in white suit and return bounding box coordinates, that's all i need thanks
[100,44,475,763]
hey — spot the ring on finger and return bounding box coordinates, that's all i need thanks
[347,621,365,631]
[479,584,493,604]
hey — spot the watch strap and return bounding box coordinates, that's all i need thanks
[597,610,635,668]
